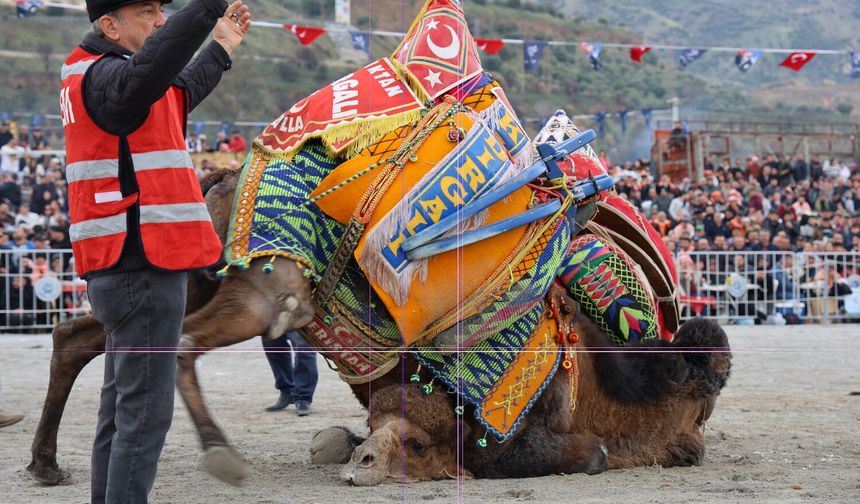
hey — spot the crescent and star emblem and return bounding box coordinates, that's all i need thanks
[288,98,309,114]
[426,24,461,60]
[790,53,808,64]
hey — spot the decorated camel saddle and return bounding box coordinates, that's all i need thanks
[223,0,677,441]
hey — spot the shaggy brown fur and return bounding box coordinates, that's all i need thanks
[340,317,731,484]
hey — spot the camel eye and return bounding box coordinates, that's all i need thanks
[405,438,426,453]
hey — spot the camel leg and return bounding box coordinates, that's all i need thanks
[175,262,312,487]
[27,316,106,485]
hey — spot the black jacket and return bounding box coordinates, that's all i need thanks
[77,0,230,276]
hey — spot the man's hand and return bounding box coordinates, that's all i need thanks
[214,1,251,56]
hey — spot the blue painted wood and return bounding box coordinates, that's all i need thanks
[404,199,562,261]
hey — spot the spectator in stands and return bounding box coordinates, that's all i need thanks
[212,130,230,152]
[226,129,247,153]
[14,203,41,231]
[198,133,211,152]
[186,132,204,153]
[0,122,12,148]
[30,127,48,150]
[1,137,25,177]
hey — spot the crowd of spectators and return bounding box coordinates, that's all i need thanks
[2,117,859,326]
[0,121,250,328]
[608,152,860,322]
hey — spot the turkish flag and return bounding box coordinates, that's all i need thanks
[284,24,326,46]
[779,51,816,71]
[630,46,651,63]
[475,38,504,55]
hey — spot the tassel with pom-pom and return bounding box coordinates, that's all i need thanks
[409,364,422,384]
[261,256,276,274]
[215,266,230,279]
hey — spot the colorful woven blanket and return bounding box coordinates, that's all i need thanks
[558,234,659,345]
[416,302,561,441]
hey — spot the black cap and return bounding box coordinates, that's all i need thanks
[87,0,173,23]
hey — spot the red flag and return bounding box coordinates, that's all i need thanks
[392,0,483,100]
[475,38,504,55]
[284,24,326,46]
[779,51,816,71]
[630,46,651,63]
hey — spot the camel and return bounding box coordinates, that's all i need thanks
[27,168,731,487]
[336,314,730,484]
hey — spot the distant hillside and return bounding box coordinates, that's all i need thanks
[1,0,856,160]
[544,0,860,115]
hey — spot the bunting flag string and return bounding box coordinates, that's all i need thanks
[629,45,651,63]
[735,49,762,72]
[779,51,816,72]
[9,3,858,77]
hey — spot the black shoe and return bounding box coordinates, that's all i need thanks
[264,392,293,412]
[295,401,313,416]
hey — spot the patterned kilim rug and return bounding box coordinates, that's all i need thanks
[225,143,401,344]
[415,302,561,441]
[557,234,659,345]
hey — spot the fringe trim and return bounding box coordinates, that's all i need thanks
[321,108,424,159]
[253,109,424,164]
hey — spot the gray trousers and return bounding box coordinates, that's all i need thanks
[87,269,188,504]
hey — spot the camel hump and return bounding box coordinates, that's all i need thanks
[672,318,732,398]
[199,168,240,196]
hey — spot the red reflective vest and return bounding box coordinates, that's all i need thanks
[61,47,222,277]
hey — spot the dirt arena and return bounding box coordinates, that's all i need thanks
[1,325,858,503]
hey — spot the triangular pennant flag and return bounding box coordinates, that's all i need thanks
[779,51,816,71]
[580,42,603,70]
[735,49,762,72]
[392,0,483,100]
[641,108,653,129]
[284,24,326,46]
[852,52,860,79]
[679,48,707,68]
[350,31,371,53]
[16,0,42,18]
[474,38,504,55]
[523,40,548,73]
[630,46,651,63]
[592,112,607,136]
[616,110,628,135]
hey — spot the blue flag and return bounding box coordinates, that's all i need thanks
[580,42,603,70]
[592,112,607,136]
[679,48,707,68]
[852,52,860,79]
[641,108,653,129]
[16,0,42,18]
[735,49,762,72]
[30,114,45,127]
[523,41,548,73]
[616,110,628,135]
[350,31,370,54]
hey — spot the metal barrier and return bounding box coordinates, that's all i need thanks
[0,249,89,332]
[3,248,858,332]
[676,251,860,324]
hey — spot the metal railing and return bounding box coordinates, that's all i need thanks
[676,251,860,324]
[2,248,858,332]
[0,249,89,332]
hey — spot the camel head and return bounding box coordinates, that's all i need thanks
[341,385,469,485]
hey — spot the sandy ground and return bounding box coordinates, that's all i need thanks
[1,325,859,504]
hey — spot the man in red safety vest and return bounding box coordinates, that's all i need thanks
[62,1,250,502]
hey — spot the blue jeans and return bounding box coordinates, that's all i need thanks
[262,331,318,403]
[87,269,187,504]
